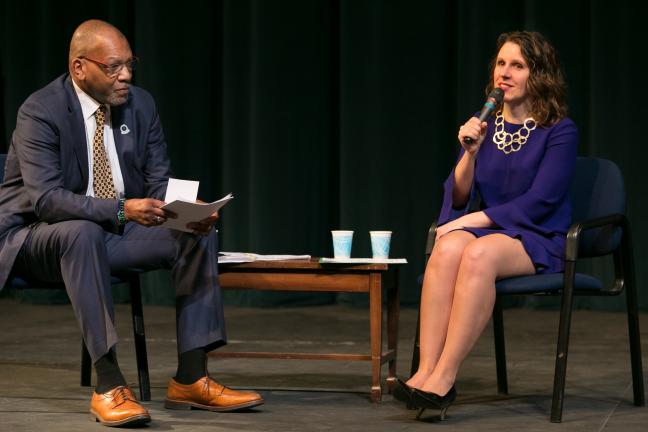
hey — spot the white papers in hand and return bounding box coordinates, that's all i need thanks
[162,193,234,233]
[164,178,199,203]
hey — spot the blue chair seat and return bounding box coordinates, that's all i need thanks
[417,272,603,295]
[495,273,603,294]
[7,275,134,288]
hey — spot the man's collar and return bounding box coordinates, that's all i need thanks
[71,79,110,121]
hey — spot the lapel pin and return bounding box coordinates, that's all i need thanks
[120,124,130,135]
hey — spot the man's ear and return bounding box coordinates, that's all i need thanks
[70,58,85,81]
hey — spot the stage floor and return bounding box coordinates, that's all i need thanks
[0,299,646,431]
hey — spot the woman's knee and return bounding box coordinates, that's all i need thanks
[459,242,493,276]
[429,236,469,267]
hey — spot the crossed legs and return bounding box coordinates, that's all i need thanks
[15,220,262,425]
[407,230,535,395]
[15,219,225,362]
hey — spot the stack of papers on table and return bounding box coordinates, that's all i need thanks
[219,252,311,264]
[319,257,408,264]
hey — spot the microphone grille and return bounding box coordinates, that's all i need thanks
[489,88,504,104]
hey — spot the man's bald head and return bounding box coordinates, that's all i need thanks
[68,20,133,106]
[68,19,128,66]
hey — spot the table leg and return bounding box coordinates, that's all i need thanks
[386,268,399,393]
[369,272,382,402]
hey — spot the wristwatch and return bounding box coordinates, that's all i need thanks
[117,198,126,225]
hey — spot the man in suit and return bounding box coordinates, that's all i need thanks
[0,19,263,427]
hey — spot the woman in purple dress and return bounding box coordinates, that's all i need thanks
[395,31,578,418]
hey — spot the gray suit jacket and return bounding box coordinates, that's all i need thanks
[0,74,172,289]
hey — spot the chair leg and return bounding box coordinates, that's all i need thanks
[550,266,576,423]
[492,297,508,394]
[626,287,645,406]
[410,308,420,378]
[129,276,151,401]
[81,341,92,387]
[622,234,645,406]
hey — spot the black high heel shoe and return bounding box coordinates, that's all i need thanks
[411,386,456,421]
[392,378,416,409]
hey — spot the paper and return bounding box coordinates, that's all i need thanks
[162,193,234,233]
[164,178,199,203]
[319,257,407,264]
[219,252,311,264]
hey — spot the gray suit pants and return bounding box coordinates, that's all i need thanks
[13,220,226,361]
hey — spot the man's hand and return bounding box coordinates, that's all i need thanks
[185,199,220,236]
[124,198,168,226]
[187,212,219,236]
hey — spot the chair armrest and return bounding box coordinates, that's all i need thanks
[425,221,438,258]
[565,213,626,261]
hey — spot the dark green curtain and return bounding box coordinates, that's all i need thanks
[1,0,647,310]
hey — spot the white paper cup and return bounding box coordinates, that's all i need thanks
[370,231,392,259]
[331,230,354,259]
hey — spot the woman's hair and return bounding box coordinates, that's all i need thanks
[486,31,567,126]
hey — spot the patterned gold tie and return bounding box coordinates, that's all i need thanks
[92,105,116,199]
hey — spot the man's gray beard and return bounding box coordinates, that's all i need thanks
[106,93,128,107]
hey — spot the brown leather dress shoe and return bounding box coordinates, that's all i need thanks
[165,376,264,412]
[90,386,151,427]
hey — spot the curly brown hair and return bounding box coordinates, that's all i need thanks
[485,31,567,126]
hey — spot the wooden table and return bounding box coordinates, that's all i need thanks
[214,258,402,402]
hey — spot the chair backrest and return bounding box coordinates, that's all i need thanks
[0,153,6,182]
[570,157,625,258]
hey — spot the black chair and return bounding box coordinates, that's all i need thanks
[411,157,644,422]
[0,153,151,401]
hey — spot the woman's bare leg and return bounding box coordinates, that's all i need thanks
[420,234,535,395]
[407,230,476,388]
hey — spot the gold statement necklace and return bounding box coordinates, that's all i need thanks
[493,110,537,154]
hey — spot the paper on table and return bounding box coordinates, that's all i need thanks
[219,252,311,263]
[162,193,234,233]
[319,257,407,264]
[164,178,199,203]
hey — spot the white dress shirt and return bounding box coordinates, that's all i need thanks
[72,80,125,199]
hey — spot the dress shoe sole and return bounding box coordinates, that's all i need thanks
[90,409,151,427]
[164,398,264,412]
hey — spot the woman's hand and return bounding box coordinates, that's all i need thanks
[435,211,494,241]
[435,219,464,241]
[458,117,488,155]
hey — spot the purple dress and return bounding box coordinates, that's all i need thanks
[438,114,579,274]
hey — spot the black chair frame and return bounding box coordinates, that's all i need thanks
[411,160,644,422]
[80,274,151,401]
[1,153,150,401]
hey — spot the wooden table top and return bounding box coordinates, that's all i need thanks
[219,257,403,271]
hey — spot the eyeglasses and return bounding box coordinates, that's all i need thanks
[79,56,139,78]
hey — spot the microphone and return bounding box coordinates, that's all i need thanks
[463,88,504,145]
